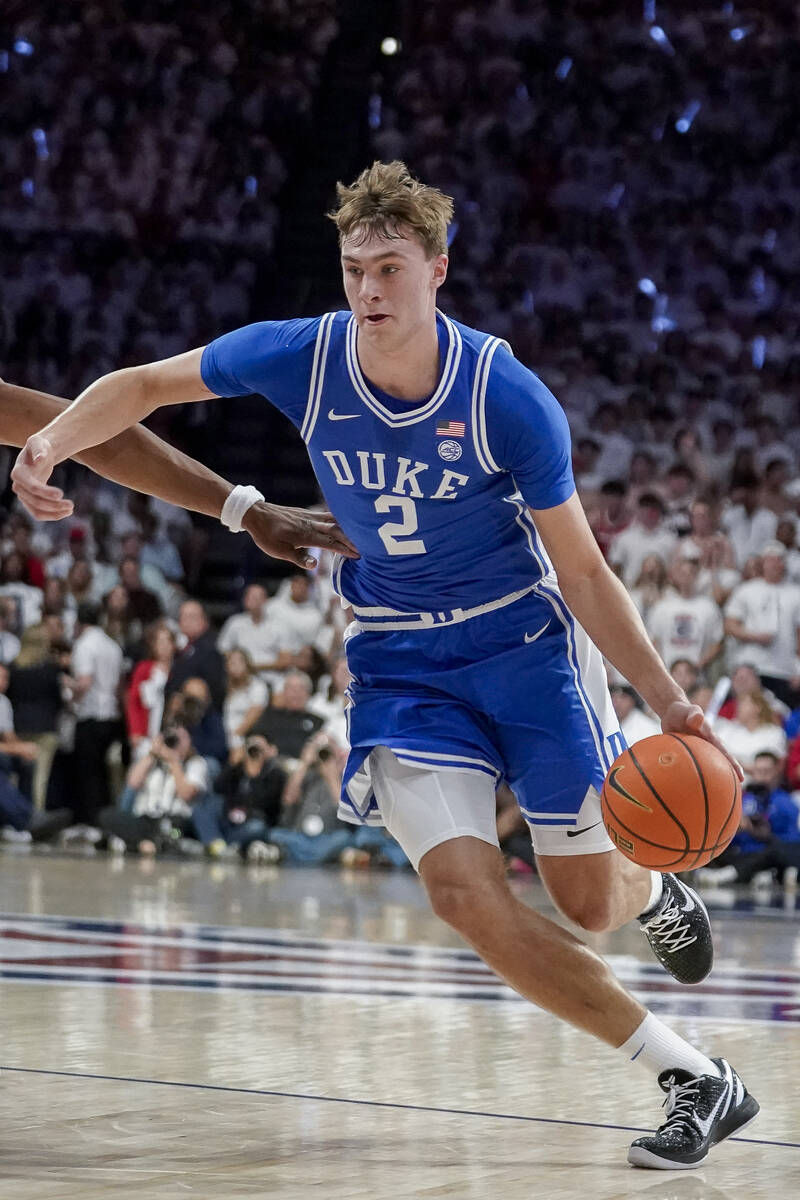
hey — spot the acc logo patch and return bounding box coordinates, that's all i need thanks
[437,438,463,461]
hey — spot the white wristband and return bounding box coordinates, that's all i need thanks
[220,484,265,533]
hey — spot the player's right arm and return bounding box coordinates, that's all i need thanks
[11,348,213,515]
[3,375,357,567]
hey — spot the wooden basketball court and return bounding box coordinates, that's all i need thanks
[1,851,798,1197]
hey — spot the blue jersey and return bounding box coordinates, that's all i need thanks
[201,310,574,613]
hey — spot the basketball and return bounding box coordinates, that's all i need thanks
[600,734,742,871]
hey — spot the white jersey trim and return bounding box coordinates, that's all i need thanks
[344,311,463,427]
[300,312,336,443]
[471,336,510,474]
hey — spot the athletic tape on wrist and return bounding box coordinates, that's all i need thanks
[220,484,265,533]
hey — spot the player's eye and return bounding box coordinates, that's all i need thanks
[382,265,398,274]
[346,267,362,276]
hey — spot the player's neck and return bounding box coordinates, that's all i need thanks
[356,317,440,402]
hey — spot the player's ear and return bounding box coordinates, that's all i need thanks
[432,253,448,290]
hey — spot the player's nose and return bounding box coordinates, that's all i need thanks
[359,273,382,301]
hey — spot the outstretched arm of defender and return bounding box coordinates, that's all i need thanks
[11,348,212,515]
[3,379,357,567]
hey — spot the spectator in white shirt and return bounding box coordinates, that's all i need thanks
[68,602,124,830]
[714,692,788,782]
[0,552,43,634]
[724,543,800,708]
[267,572,326,658]
[609,684,661,745]
[721,471,778,568]
[223,649,269,752]
[646,549,725,673]
[217,584,281,678]
[0,599,22,665]
[609,493,678,589]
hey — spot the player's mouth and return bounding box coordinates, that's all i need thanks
[364,313,390,325]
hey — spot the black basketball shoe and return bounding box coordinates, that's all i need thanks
[638,873,713,984]
[628,1058,759,1169]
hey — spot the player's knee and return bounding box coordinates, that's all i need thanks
[559,895,615,934]
[426,878,501,935]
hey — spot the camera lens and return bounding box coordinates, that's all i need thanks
[246,743,262,758]
[163,731,179,749]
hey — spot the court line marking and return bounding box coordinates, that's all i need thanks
[2,1065,798,1151]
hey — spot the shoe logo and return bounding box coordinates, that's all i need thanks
[566,821,602,838]
[680,889,696,915]
[524,620,551,644]
[694,1087,729,1140]
[328,410,361,421]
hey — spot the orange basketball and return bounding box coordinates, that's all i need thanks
[600,733,742,871]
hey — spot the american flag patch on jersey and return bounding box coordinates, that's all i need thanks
[436,420,465,437]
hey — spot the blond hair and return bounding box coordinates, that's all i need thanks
[328,160,453,258]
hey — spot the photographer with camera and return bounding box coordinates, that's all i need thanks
[99,722,210,855]
[268,731,354,866]
[190,734,287,861]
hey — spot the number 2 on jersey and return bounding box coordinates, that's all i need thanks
[375,495,427,556]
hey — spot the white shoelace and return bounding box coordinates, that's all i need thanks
[642,895,698,953]
[659,1076,701,1136]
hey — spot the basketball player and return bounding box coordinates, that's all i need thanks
[0,379,356,568]
[11,163,758,1168]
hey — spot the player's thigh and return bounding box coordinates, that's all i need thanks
[369,744,500,873]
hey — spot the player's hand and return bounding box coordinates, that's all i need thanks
[242,501,359,569]
[660,700,744,781]
[11,434,74,520]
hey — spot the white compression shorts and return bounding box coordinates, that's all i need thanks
[369,745,615,873]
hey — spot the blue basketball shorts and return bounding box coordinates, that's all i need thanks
[339,585,625,851]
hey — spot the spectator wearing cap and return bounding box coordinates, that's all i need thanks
[646,547,725,675]
[725,543,800,709]
[721,472,778,568]
[609,684,660,745]
[608,493,677,590]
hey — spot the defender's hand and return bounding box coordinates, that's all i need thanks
[660,701,744,781]
[243,501,359,569]
[11,434,73,520]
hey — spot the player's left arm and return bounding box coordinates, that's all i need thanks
[1,380,356,568]
[531,493,742,776]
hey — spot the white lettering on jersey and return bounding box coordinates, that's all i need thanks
[392,457,428,498]
[431,469,470,500]
[322,450,355,486]
[357,451,387,490]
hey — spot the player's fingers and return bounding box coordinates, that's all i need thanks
[11,484,73,519]
[10,473,64,501]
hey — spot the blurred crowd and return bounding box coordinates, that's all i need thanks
[0,0,337,397]
[2,1,800,886]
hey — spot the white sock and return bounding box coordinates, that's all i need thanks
[619,1012,720,1079]
[640,871,664,918]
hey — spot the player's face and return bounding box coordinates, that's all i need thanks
[340,229,447,348]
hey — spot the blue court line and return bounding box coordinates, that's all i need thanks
[2,1065,798,1151]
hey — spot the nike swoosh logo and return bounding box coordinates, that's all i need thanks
[677,883,696,914]
[328,410,361,421]
[524,620,551,644]
[694,1087,728,1139]
[566,821,602,838]
[606,766,652,812]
